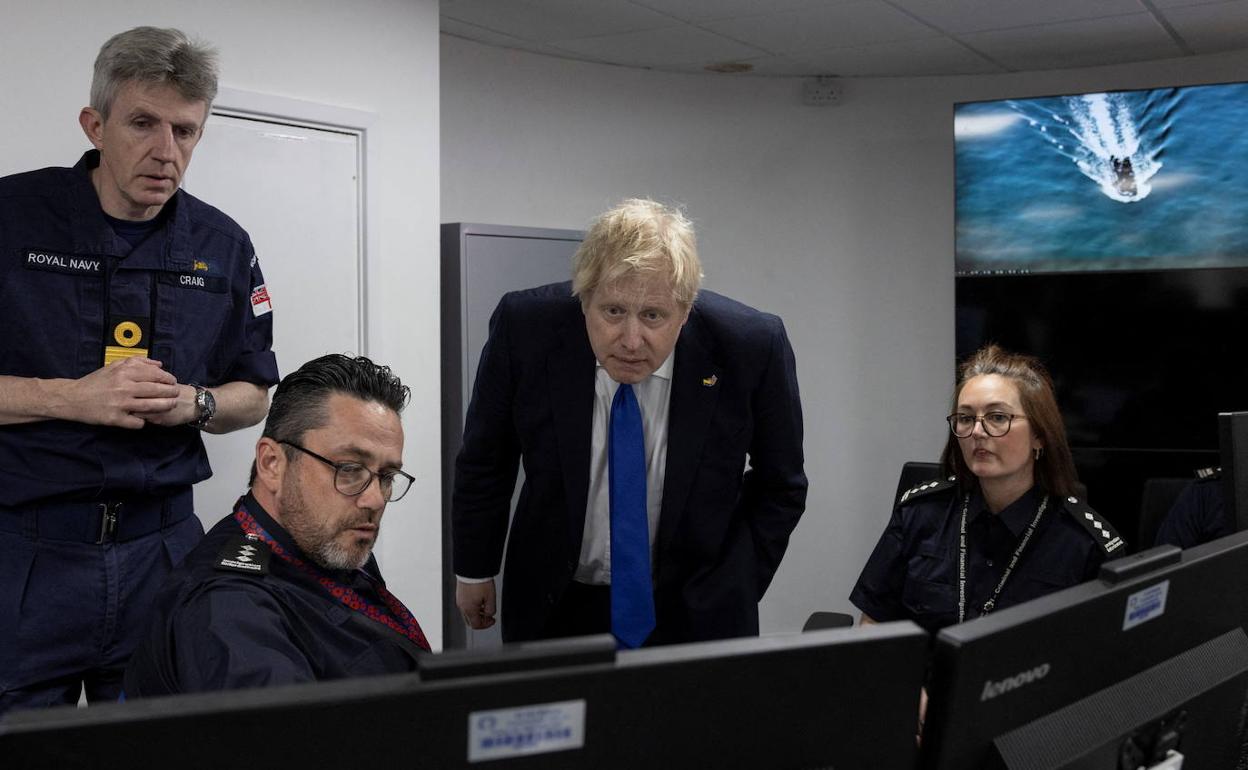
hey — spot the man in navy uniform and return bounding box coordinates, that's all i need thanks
[0,27,277,712]
[1155,469,1232,549]
[453,198,807,647]
[124,354,428,696]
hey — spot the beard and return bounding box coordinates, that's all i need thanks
[278,477,378,571]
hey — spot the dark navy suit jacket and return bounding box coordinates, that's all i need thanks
[452,282,807,643]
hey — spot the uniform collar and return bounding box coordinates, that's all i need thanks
[238,492,382,584]
[69,149,195,269]
[68,151,125,257]
[968,485,1045,538]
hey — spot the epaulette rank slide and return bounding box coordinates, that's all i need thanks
[898,476,957,506]
[215,535,272,575]
[1062,496,1126,556]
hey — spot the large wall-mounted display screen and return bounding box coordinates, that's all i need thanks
[955,82,1248,275]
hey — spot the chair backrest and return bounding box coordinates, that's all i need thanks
[894,461,942,507]
[802,612,856,632]
[1138,477,1193,549]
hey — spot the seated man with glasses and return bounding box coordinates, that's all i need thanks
[849,344,1126,636]
[123,354,428,697]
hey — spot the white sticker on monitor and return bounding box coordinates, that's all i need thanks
[1123,580,1169,631]
[467,699,586,763]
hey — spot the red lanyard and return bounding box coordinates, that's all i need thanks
[233,503,430,651]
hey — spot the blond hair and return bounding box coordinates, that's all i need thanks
[572,198,702,308]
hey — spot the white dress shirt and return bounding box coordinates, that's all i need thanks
[575,352,674,585]
[456,352,674,587]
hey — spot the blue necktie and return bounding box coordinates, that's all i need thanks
[609,383,655,648]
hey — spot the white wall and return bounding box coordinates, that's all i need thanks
[441,35,1248,634]
[0,0,444,647]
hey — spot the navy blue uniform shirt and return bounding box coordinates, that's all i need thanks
[1155,476,1232,549]
[123,494,429,697]
[850,479,1124,633]
[0,151,279,506]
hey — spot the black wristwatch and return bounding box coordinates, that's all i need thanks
[191,385,217,429]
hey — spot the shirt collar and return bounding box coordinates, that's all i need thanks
[968,485,1045,538]
[240,492,303,559]
[596,349,676,383]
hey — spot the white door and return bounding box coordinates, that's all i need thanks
[181,113,363,527]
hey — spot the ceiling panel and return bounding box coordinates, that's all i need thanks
[441,17,574,57]
[887,0,1147,35]
[440,0,1248,76]
[704,1,941,54]
[963,13,1187,70]
[441,0,674,42]
[1161,0,1248,54]
[551,25,769,67]
[661,54,826,76]
[1149,0,1234,7]
[627,0,836,23]
[795,37,1004,76]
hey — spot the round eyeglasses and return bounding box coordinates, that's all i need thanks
[279,440,414,502]
[946,412,1025,438]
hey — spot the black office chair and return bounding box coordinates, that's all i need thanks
[894,461,942,506]
[801,612,856,632]
[1138,477,1192,549]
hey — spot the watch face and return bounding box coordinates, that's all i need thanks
[196,386,217,426]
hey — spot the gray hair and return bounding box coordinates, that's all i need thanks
[90,27,219,120]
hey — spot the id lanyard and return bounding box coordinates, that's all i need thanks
[956,494,1048,623]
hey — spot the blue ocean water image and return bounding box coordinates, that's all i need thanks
[955,82,1248,273]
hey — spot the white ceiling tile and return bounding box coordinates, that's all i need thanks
[628,0,833,23]
[794,37,1004,76]
[441,18,573,57]
[662,54,828,76]
[962,14,1187,71]
[1149,0,1231,7]
[551,25,769,67]
[442,0,675,43]
[441,0,1248,75]
[1160,1,1248,53]
[888,0,1145,35]
[704,1,941,54]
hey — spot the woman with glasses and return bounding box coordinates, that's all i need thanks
[849,344,1125,634]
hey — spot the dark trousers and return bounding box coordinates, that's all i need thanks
[539,581,611,640]
[0,511,203,715]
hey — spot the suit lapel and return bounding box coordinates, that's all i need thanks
[657,319,721,555]
[548,316,596,552]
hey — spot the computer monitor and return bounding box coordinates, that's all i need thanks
[417,633,618,681]
[1219,411,1248,534]
[922,531,1248,769]
[1,622,929,769]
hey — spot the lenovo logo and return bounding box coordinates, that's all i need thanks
[980,663,1051,701]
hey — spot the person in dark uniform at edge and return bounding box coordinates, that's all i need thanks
[0,27,278,714]
[1155,468,1232,549]
[124,354,429,697]
[850,344,1126,632]
[453,198,806,649]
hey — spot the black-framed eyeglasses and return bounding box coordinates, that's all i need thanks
[279,440,414,502]
[946,412,1025,438]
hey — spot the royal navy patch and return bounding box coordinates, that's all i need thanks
[1062,497,1126,556]
[215,535,271,575]
[898,476,957,506]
